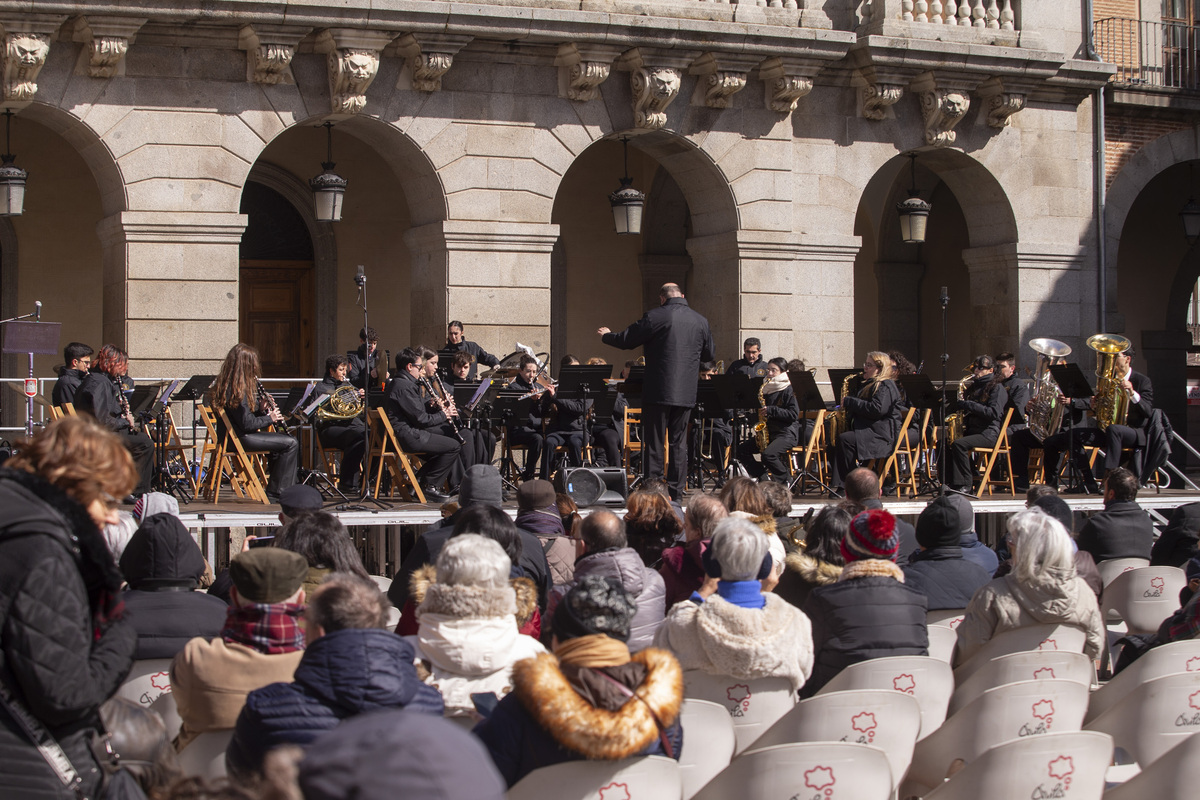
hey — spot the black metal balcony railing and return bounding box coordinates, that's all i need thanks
[1095,17,1200,92]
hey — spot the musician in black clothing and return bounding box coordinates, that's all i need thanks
[830,351,903,489]
[417,346,477,478]
[506,354,547,481]
[347,326,388,390]
[542,356,587,477]
[445,350,498,466]
[312,354,367,493]
[74,344,156,497]
[737,357,800,480]
[444,320,500,381]
[211,343,299,503]
[51,342,93,407]
[944,355,1009,493]
[725,337,767,377]
[995,352,1035,490]
[384,348,461,503]
[590,359,629,469]
[691,360,732,476]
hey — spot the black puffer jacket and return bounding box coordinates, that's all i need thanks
[902,547,992,611]
[0,468,137,799]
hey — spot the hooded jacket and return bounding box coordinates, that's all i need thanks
[547,548,666,651]
[902,546,992,611]
[953,570,1104,666]
[775,550,843,611]
[227,628,444,779]
[120,513,227,659]
[659,538,709,609]
[516,507,575,586]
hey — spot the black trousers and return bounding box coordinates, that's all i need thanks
[738,429,799,479]
[1041,427,1104,486]
[643,403,691,500]
[240,432,299,497]
[1008,427,1042,484]
[944,433,997,490]
[830,429,874,488]
[544,430,584,476]
[508,427,544,480]
[406,431,462,491]
[120,428,155,496]
[1102,424,1141,472]
[593,427,622,468]
[319,420,367,487]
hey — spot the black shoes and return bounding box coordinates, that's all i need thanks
[421,487,451,504]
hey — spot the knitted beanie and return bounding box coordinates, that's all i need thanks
[841,508,900,563]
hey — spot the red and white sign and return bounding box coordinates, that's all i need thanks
[23,378,36,398]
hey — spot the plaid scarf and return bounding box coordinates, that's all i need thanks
[221,602,306,655]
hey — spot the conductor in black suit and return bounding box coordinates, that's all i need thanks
[598,283,715,500]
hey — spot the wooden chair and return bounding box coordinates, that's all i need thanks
[196,405,263,503]
[206,407,270,504]
[62,402,77,417]
[787,409,827,494]
[972,407,1015,497]
[368,408,426,503]
[48,404,63,421]
[148,404,199,495]
[877,407,919,497]
[622,407,643,482]
[314,434,342,482]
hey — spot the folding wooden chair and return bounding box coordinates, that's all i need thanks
[368,408,426,503]
[62,402,77,417]
[787,409,827,494]
[48,404,63,421]
[213,408,270,504]
[149,404,199,495]
[314,434,342,482]
[622,407,643,482]
[972,407,1015,497]
[197,405,265,504]
[877,406,918,497]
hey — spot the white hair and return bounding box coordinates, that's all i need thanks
[710,516,769,582]
[436,534,511,589]
[1008,507,1076,587]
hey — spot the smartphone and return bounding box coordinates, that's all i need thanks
[248,535,275,548]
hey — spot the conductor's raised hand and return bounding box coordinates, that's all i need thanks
[597,326,611,336]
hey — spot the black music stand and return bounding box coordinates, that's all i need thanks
[710,373,761,479]
[787,370,836,495]
[145,380,191,503]
[495,390,534,491]
[557,364,612,467]
[1049,363,1096,492]
[897,373,943,496]
[453,381,482,421]
[827,368,859,400]
[2,321,61,437]
[690,379,727,491]
[172,375,214,488]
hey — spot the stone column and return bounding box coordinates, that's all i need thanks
[874,260,925,358]
[404,220,560,358]
[96,210,246,375]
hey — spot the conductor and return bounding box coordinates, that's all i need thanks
[598,283,714,500]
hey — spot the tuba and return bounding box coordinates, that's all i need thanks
[315,385,365,422]
[1088,333,1132,430]
[1027,338,1072,440]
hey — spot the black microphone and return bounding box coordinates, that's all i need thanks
[34,301,41,322]
[940,286,948,308]
[354,264,366,287]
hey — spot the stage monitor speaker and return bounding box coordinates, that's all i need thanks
[556,466,628,508]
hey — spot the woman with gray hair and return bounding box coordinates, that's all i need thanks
[407,534,546,718]
[652,516,814,692]
[954,507,1104,666]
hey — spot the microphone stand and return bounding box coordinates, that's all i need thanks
[339,265,390,510]
[939,286,950,496]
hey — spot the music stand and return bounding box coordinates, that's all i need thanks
[827,368,858,400]
[173,375,215,402]
[453,381,482,421]
[786,370,836,495]
[896,373,943,495]
[1049,363,1096,492]
[689,379,727,490]
[128,384,160,418]
[558,364,612,467]
[710,373,762,479]
[622,365,646,402]
[2,321,61,437]
[494,390,534,490]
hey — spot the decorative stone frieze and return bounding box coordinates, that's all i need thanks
[756,56,823,114]
[555,43,622,102]
[688,53,757,110]
[617,49,698,131]
[70,17,146,79]
[0,16,63,107]
[313,29,397,116]
[861,82,904,120]
[239,25,310,86]
[912,72,976,147]
[395,33,473,93]
[976,75,1027,128]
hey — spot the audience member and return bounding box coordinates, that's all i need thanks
[227,573,442,780]
[759,480,798,538]
[776,505,848,610]
[100,696,183,798]
[954,508,1104,667]
[624,489,684,567]
[660,493,728,608]
[902,496,992,610]
[1024,484,1059,506]
[278,484,323,525]
[1075,467,1154,563]
[0,417,137,799]
[555,492,582,539]
[1031,495,1102,598]
[719,476,771,517]
[120,513,227,659]
[474,575,683,787]
[172,548,309,750]
[406,535,546,718]
[654,516,813,692]
[843,468,919,566]
[515,479,573,585]
[275,511,370,596]
[801,508,928,697]
[640,476,686,524]
[134,491,183,524]
[937,491,999,574]
[547,510,665,651]
[1151,501,1200,568]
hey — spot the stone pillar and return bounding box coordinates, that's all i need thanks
[962,243,1019,359]
[404,220,559,359]
[96,211,246,375]
[638,254,692,312]
[874,260,925,358]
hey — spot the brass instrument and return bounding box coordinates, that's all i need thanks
[256,381,289,434]
[315,384,365,422]
[944,365,973,445]
[715,359,724,374]
[379,348,390,392]
[634,356,646,366]
[827,372,858,447]
[1087,333,1132,430]
[753,380,770,451]
[1027,338,1072,440]
[418,373,465,444]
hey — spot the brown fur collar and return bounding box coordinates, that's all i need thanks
[411,564,536,628]
[784,551,843,585]
[512,648,682,760]
[838,559,904,583]
[511,577,537,629]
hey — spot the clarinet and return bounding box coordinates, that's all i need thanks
[256,381,289,434]
[113,376,136,432]
[418,374,465,444]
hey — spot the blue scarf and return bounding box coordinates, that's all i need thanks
[715,580,765,609]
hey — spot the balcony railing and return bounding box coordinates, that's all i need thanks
[1096,17,1200,92]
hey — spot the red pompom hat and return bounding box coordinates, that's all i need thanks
[841,508,900,563]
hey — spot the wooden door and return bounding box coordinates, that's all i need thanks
[239,260,315,378]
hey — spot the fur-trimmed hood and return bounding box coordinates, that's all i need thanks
[512,648,682,761]
[784,551,842,586]
[410,564,537,630]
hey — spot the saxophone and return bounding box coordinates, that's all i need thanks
[945,368,973,445]
[753,380,770,451]
[1027,338,1072,440]
[826,372,856,447]
[1088,333,1132,430]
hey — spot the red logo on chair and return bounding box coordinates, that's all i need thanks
[726,684,751,715]
[598,782,630,800]
[804,766,835,791]
[150,672,171,692]
[892,674,916,694]
[1145,576,1166,597]
[1038,638,1057,651]
[1047,755,1074,780]
[850,711,877,743]
[1032,699,1055,720]
[1187,657,1200,672]
[1033,667,1056,680]
[948,617,963,629]
[1151,577,1165,591]
[1189,691,1200,711]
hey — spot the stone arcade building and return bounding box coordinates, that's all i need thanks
[0,1,1137,426]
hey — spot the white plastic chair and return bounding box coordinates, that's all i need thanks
[926,608,967,628]
[114,658,182,740]
[920,730,1113,800]
[1097,557,1150,588]
[902,679,1089,798]
[682,671,796,755]
[953,623,1087,683]
[750,689,921,795]
[506,755,682,800]
[949,650,1094,716]
[691,741,893,800]
[677,699,735,800]
[370,574,401,628]
[816,655,953,740]
[177,729,234,781]
[1100,566,1187,634]
[927,624,958,664]
[1103,730,1200,799]
[1086,640,1200,725]
[1084,671,1200,768]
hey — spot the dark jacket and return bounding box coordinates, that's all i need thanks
[442,340,499,381]
[51,368,87,407]
[800,564,928,698]
[0,468,137,800]
[347,343,383,390]
[902,547,992,611]
[119,514,227,660]
[959,532,999,574]
[75,371,130,433]
[659,539,708,609]
[761,384,800,438]
[1137,408,1173,485]
[726,357,767,377]
[1076,500,1154,563]
[843,380,902,460]
[958,377,1008,439]
[1151,502,1200,568]
[601,297,715,407]
[219,396,277,437]
[1002,376,1032,427]
[384,371,445,451]
[1124,370,1154,435]
[227,628,443,779]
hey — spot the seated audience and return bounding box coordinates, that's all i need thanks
[473,575,683,788]
[954,507,1104,667]
[227,573,442,781]
[719,476,772,517]
[759,479,799,540]
[515,479,574,585]
[1076,467,1154,563]
[624,489,684,567]
[100,697,184,798]
[660,494,729,608]
[171,548,309,750]
[1151,502,1200,568]
[902,496,992,611]
[1031,495,1102,598]
[843,468,919,566]
[654,516,813,692]
[776,505,848,611]
[120,513,227,659]
[406,535,546,719]
[802,508,928,697]
[547,510,665,651]
[275,510,371,597]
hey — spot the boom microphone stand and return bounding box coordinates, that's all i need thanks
[340,264,390,511]
[938,285,950,496]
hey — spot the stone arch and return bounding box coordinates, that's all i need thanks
[21,102,126,217]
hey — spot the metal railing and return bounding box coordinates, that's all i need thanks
[1096,17,1200,92]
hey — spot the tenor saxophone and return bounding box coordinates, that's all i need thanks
[827,373,856,447]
